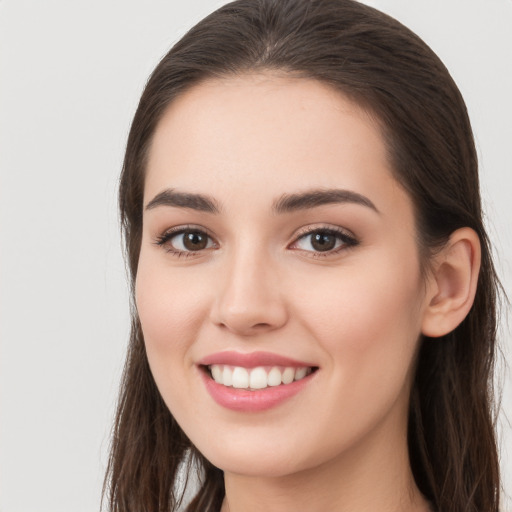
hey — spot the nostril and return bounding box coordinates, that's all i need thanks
[253,322,272,329]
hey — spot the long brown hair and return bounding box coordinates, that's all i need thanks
[104,1,503,511]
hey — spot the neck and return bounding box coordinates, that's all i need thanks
[220,410,432,512]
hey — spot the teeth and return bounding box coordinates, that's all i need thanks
[281,367,295,385]
[267,367,282,387]
[249,367,268,389]
[211,365,222,383]
[222,366,233,386]
[232,367,249,388]
[294,367,307,381]
[208,364,313,390]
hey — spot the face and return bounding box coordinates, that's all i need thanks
[136,74,431,478]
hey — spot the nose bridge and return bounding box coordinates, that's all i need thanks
[210,237,287,335]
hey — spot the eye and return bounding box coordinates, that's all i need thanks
[290,226,358,258]
[154,226,216,257]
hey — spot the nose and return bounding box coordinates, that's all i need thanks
[209,247,288,336]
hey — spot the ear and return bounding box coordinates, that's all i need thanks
[421,227,481,338]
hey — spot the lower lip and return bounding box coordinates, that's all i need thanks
[200,369,315,412]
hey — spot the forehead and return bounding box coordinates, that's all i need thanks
[144,73,409,219]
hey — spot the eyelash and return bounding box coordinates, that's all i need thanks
[154,224,359,259]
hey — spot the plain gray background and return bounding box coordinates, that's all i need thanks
[0,1,510,511]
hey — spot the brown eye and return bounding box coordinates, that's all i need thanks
[181,231,209,251]
[309,232,337,251]
[291,227,359,257]
[155,228,216,255]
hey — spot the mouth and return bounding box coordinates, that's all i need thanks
[201,364,319,391]
[197,351,319,411]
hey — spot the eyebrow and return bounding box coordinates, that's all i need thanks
[145,187,379,214]
[272,188,378,214]
[146,188,221,213]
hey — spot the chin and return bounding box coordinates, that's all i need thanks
[206,450,307,478]
[188,428,325,479]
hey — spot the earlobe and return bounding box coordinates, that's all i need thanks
[421,227,481,338]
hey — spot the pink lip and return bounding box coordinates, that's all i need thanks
[198,350,315,368]
[200,369,316,412]
[197,351,318,412]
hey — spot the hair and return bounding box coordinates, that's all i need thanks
[103,1,503,511]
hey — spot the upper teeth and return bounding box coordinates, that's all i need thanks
[209,364,312,390]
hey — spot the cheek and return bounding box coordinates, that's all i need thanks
[293,256,424,383]
[135,254,214,422]
[284,259,424,456]
[135,253,208,364]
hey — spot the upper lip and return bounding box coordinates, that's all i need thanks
[198,351,316,369]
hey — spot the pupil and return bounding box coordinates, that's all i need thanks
[184,231,207,250]
[312,232,335,251]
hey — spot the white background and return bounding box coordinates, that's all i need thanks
[0,1,510,511]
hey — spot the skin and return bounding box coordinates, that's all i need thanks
[135,73,468,512]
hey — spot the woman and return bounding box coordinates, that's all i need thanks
[104,0,502,511]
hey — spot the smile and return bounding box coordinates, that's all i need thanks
[198,351,319,412]
[207,364,314,390]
